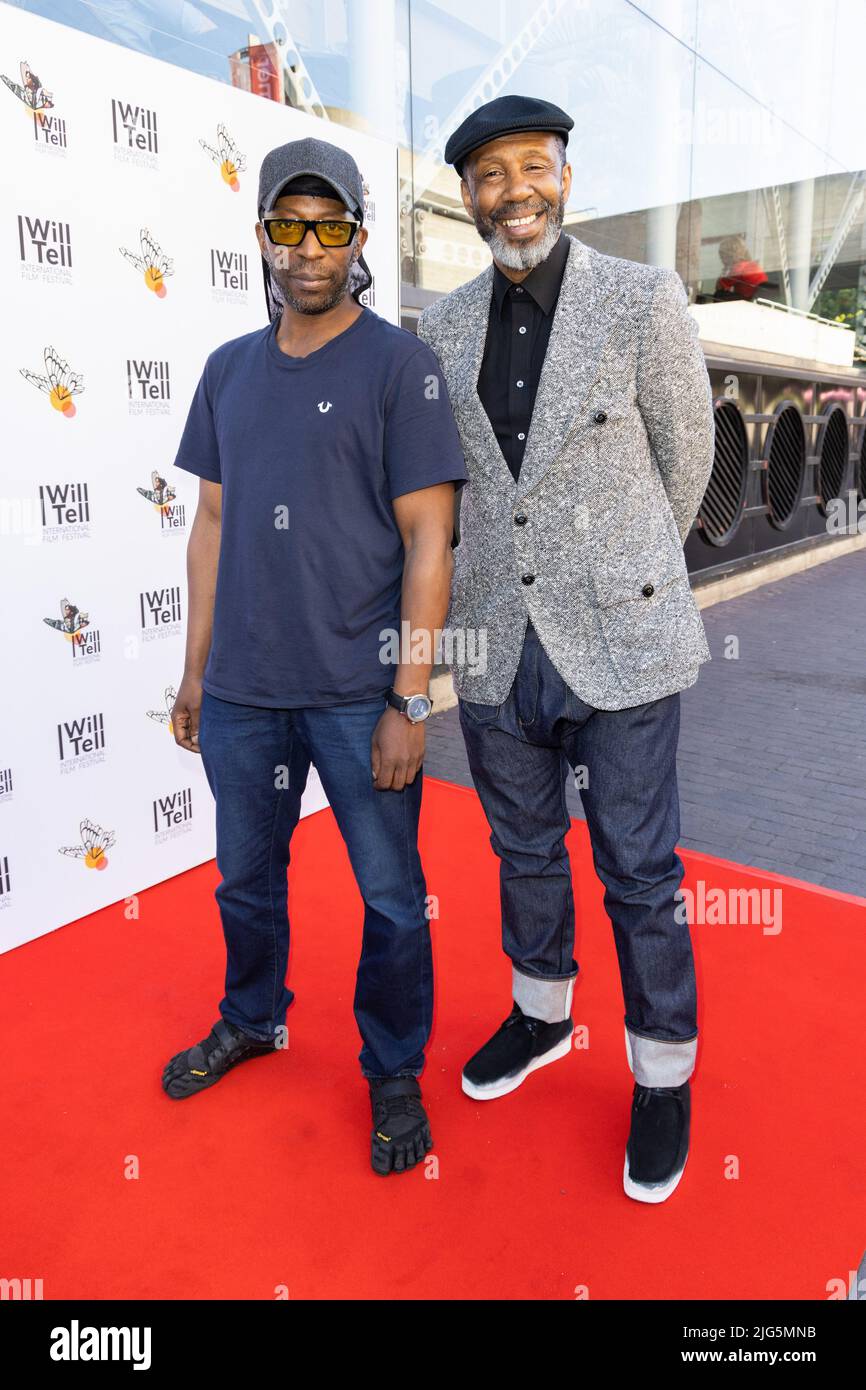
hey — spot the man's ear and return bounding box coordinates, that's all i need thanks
[459,177,473,219]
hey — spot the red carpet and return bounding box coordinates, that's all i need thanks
[1,776,864,1300]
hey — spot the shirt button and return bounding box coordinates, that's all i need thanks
[517,432,526,441]
[514,513,528,525]
[518,326,527,334]
[642,583,655,597]
[521,574,535,585]
[594,409,608,424]
[516,380,524,388]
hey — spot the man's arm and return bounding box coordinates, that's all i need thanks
[415,309,463,548]
[370,482,456,792]
[636,269,715,544]
[172,477,221,753]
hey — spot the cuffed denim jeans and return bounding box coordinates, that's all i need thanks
[458,621,698,1088]
[197,688,432,1080]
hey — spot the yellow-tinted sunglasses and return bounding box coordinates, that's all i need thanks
[262,217,360,248]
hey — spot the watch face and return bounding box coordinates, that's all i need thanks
[406,695,431,722]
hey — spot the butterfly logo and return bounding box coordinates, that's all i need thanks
[146,686,178,735]
[137,471,177,510]
[59,819,115,871]
[199,123,246,191]
[1,59,53,114]
[120,228,174,297]
[20,345,83,417]
[43,597,90,644]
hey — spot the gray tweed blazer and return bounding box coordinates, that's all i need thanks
[417,233,715,711]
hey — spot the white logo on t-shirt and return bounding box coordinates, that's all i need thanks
[317,401,333,413]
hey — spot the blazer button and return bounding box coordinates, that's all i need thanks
[521,574,535,585]
[514,512,528,525]
[593,409,608,424]
[642,582,655,597]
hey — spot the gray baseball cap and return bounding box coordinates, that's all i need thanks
[256,136,372,321]
[258,136,365,222]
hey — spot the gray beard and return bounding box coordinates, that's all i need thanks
[267,250,353,315]
[478,197,565,271]
[276,275,347,315]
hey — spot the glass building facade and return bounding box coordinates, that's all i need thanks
[9,0,866,355]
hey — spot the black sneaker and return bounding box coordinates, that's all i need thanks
[162,1017,278,1099]
[369,1077,433,1176]
[461,1002,573,1100]
[623,1080,690,1202]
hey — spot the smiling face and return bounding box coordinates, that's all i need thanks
[254,192,368,316]
[460,131,572,273]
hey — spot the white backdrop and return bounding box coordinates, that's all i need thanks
[0,8,399,952]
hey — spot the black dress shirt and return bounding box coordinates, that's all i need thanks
[476,231,570,483]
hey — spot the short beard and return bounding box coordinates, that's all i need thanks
[268,249,351,315]
[474,192,565,271]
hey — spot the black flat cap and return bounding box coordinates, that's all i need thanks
[444,95,574,177]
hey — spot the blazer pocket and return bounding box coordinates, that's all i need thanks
[590,388,635,421]
[562,387,637,453]
[590,562,699,687]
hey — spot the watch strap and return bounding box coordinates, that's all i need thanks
[386,688,432,720]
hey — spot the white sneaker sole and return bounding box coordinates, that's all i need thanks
[461,1032,573,1101]
[623,1149,688,1203]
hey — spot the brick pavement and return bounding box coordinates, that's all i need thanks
[422,547,866,897]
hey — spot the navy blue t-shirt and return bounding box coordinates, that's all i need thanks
[172,307,467,707]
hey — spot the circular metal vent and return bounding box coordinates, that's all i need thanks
[763,402,806,529]
[816,405,849,515]
[699,399,749,546]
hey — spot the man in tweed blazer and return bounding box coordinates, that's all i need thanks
[417,95,715,1203]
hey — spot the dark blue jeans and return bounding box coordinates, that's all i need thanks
[458,620,698,1088]
[197,688,432,1079]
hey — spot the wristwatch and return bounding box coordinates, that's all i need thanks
[386,689,433,723]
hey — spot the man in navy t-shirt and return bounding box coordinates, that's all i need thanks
[161,137,467,1178]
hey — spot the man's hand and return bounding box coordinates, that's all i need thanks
[172,674,203,754]
[371,706,425,790]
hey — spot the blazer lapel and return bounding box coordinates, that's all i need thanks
[448,265,517,493]
[446,234,618,499]
[514,234,617,498]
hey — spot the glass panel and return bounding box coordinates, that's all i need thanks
[7,0,866,361]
